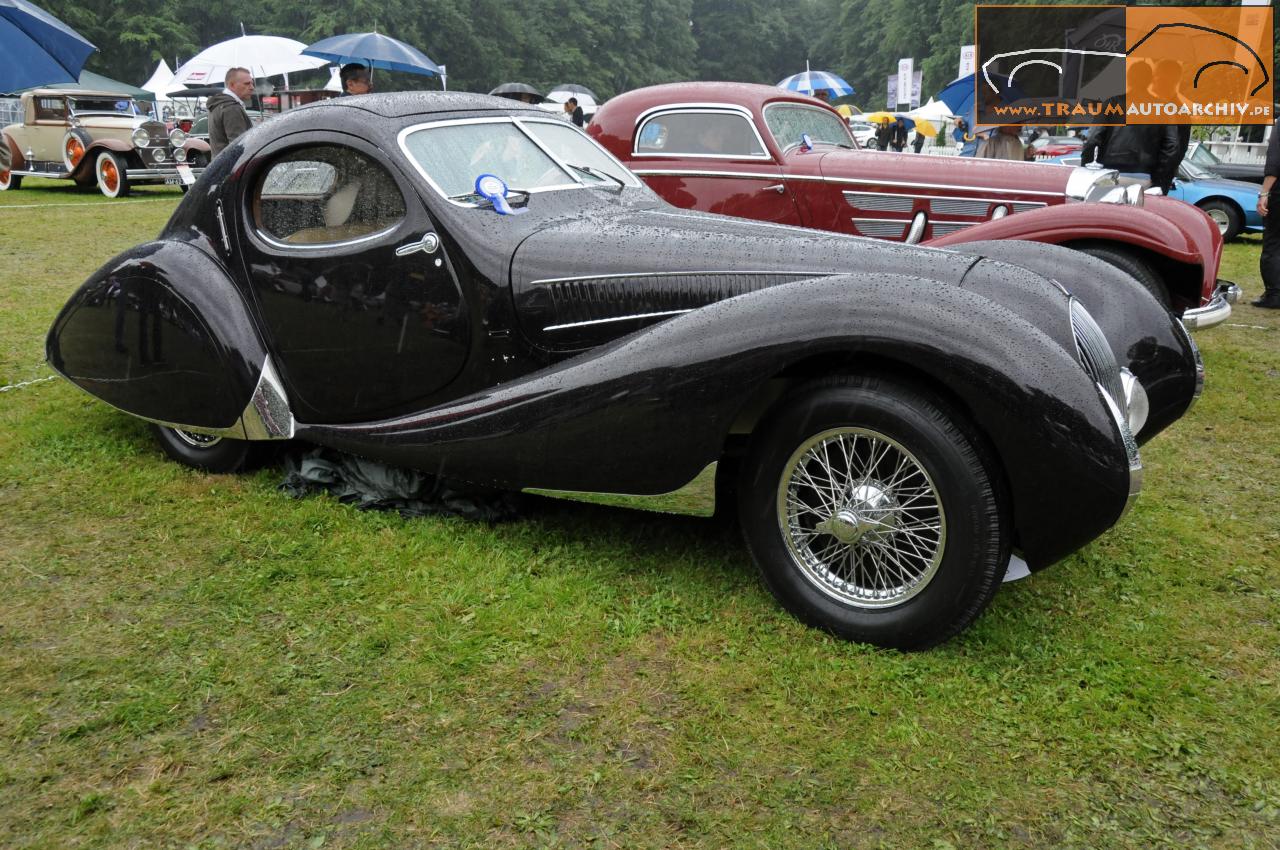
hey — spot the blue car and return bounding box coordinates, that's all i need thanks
[1048,154,1261,241]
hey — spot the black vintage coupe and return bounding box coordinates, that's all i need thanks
[47,93,1203,649]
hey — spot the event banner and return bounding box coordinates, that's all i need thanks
[975,5,1273,125]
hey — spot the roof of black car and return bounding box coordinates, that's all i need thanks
[301,91,546,119]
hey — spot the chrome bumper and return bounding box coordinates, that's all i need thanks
[124,167,205,182]
[1181,281,1241,330]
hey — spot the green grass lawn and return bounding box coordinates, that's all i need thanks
[2,188,1278,849]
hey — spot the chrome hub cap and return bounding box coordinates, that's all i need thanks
[173,428,222,449]
[777,427,945,608]
[1206,208,1229,235]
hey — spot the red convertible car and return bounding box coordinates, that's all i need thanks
[589,83,1238,329]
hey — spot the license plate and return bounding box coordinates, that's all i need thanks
[176,164,196,186]
[164,175,181,185]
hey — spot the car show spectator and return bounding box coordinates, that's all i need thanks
[564,97,585,127]
[1256,118,1280,309]
[912,130,926,153]
[1080,123,1179,189]
[978,124,1025,161]
[206,67,254,159]
[952,116,978,157]
[338,63,372,96]
[1151,59,1190,194]
[889,117,907,152]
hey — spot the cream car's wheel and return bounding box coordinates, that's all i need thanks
[62,129,90,170]
[738,375,1010,649]
[0,166,18,191]
[95,151,131,198]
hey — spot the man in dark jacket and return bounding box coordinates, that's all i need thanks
[1255,120,1280,309]
[338,63,371,96]
[206,67,254,159]
[564,97,585,127]
[889,117,908,152]
[1080,124,1180,188]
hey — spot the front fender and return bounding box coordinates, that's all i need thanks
[305,273,1132,569]
[927,202,1201,266]
[46,238,269,433]
[952,240,1199,443]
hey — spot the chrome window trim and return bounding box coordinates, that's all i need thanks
[517,117,641,187]
[761,101,856,153]
[632,105,772,160]
[256,221,403,253]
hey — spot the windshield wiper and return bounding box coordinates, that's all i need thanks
[564,163,625,193]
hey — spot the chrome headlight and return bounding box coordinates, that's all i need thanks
[1065,166,1144,206]
[1119,368,1149,435]
[174,147,187,163]
[168,128,187,146]
[132,127,150,147]
[151,147,166,163]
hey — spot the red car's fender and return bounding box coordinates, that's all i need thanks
[928,200,1219,306]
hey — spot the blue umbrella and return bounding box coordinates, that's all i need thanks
[302,32,441,77]
[777,68,854,99]
[0,0,96,93]
[935,72,1022,126]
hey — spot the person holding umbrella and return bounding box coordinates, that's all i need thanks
[338,63,371,96]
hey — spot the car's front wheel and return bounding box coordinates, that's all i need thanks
[62,129,91,171]
[150,425,256,473]
[1198,199,1243,242]
[0,167,18,191]
[1077,244,1170,308]
[738,375,1010,650]
[95,151,131,198]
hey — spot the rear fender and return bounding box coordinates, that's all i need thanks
[46,239,282,439]
[304,273,1132,569]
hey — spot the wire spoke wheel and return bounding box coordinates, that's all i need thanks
[172,429,223,449]
[778,427,944,607]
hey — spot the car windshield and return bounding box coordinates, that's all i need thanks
[1187,144,1221,167]
[1181,159,1217,180]
[401,118,599,202]
[764,104,854,151]
[71,97,143,115]
[521,120,639,187]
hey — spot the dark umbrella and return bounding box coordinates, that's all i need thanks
[0,0,96,93]
[303,32,441,77]
[489,82,546,103]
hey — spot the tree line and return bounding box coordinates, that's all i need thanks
[43,0,1276,112]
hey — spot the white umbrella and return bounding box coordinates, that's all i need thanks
[545,87,598,113]
[170,35,328,87]
[908,98,957,123]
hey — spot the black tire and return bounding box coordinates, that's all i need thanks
[150,424,256,473]
[95,150,131,198]
[737,375,1010,650]
[1197,199,1243,242]
[1077,244,1170,308]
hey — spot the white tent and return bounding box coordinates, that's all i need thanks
[170,35,328,87]
[325,66,342,93]
[908,98,957,123]
[141,59,174,96]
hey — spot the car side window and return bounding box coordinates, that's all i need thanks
[35,97,67,121]
[254,145,407,246]
[635,111,766,158]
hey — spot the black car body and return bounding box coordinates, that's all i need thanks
[47,93,1202,648]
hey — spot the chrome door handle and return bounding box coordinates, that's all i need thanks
[762,183,786,194]
[395,233,439,256]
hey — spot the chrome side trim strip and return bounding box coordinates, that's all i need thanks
[532,269,816,286]
[544,309,692,331]
[524,462,718,517]
[631,168,782,180]
[845,189,1048,207]
[825,176,1063,196]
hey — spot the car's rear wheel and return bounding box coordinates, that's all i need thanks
[0,167,18,191]
[62,129,91,171]
[737,375,1009,650]
[150,425,256,473]
[1197,199,1243,242]
[1078,244,1170,308]
[95,150,131,198]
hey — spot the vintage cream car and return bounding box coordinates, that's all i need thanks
[0,89,209,197]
